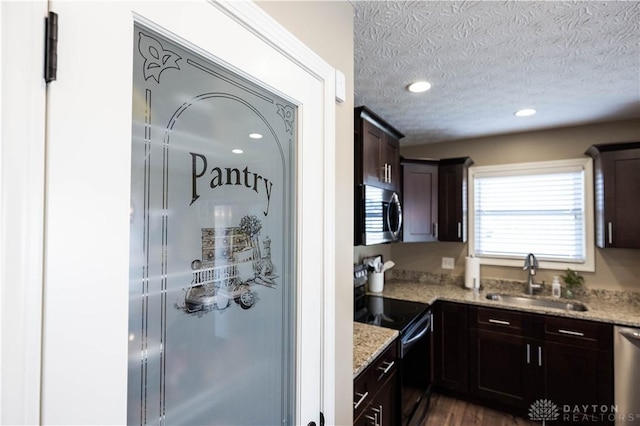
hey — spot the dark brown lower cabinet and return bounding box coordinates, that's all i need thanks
[354,371,398,426]
[354,341,399,425]
[542,316,614,425]
[469,306,540,411]
[463,305,614,424]
[469,329,541,410]
[433,302,469,394]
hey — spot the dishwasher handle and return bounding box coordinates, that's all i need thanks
[619,329,640,341]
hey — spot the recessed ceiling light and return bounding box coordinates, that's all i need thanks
[249,133,263,139]
[407,81,432,93]
[232,148,243,154]
[515,108,536,117]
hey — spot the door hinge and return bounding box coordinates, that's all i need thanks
[44,11,58,83]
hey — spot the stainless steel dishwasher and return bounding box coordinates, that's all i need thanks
[614,326,640,425]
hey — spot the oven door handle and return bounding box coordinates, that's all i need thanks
[403,320,430,346]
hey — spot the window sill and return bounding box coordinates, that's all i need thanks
[474,255,595,273]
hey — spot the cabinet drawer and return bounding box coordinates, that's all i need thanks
[474,307,530,335]
[544,316,612,350]
[353,341,398,420]
[353,370,373,420]
[370,341,398,384]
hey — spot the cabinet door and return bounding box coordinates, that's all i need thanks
[361,119,385,187]
[360,121,400,191]
[600,148,640,248]
[433,302,468,393]
[469,329,539,410]
[438,158,472,242]
[544,342,613,425]
[402,162,438,242]
[542,316,613,425]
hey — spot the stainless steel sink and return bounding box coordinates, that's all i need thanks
[485,293,588,312]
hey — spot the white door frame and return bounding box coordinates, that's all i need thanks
[0,1,336,424]
[0,1,48,425]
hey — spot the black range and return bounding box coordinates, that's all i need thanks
[354,265,433,425]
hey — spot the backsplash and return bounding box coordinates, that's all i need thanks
[387,268,640,307]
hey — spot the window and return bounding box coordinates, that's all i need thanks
[468,158,595,271]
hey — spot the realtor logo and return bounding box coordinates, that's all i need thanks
[529,399,560,425]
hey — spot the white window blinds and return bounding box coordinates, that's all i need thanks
[472,164,586,263]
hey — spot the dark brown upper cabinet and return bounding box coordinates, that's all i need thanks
[438,157,473,242]
[354,106,404,192]
[401,158,439,242]
[586,142,640,249]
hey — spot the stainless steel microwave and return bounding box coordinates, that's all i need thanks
[355,185,403,245]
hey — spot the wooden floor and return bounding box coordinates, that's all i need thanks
[421,394,537,426]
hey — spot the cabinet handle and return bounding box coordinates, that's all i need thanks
[608,222,613,245]
[558,329,585,337]
[457,222,462,239]
[433,223,438,238]
[354,391,369,409]
[372,406,382,426]
[365,414,377,424]
[526,343,530,364]
[377,360,395,376]
[388,165,392,183]
[489,319,510,326]
[538,346,542,367]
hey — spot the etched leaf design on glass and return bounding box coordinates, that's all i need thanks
[528,399,559,425]
[138,32,182,83]
[277,104,295,134]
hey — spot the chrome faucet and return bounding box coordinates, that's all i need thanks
[523,253,542,295]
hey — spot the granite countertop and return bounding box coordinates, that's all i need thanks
[353,278,640,379]
[381,279,640,328]
[353,322,398,378]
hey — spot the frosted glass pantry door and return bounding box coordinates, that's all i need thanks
[129,24,297,425]
[43,2,333,425]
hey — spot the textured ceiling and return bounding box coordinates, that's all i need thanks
[353,1,640,145]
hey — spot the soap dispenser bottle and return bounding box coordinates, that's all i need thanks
[552,276,561,298]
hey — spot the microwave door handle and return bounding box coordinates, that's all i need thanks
[386,193,394,230]
[387,192,402,239]
[395,197,402,236]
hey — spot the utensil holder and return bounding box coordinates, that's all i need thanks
[369,272,384,293]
